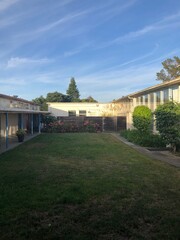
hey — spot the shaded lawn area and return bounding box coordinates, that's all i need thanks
[0,133,179,240]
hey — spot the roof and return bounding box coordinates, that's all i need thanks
[0,93,38,105]
[0,108,49,114]
[116,77,180,101]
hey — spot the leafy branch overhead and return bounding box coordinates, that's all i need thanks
[156,56,180,82]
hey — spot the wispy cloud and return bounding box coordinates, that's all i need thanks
[0,0,20,12]
[0,77,26,85]
[6,57,52,68]
[98,11,180,48]
[96,0,137,21]
[36,11,88,34]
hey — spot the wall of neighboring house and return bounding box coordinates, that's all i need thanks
[124,82,180,130]
[48,102,124,117]
[132,84,180,111]
[0,96,41,138]
[0,95,40,111]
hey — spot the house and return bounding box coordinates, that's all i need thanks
[47,77,180,131]
[47,102,124,117]
[47,102,127,131]
[0,94,48,152]
[115,77,180,129]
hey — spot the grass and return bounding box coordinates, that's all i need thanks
[0,133,179,240]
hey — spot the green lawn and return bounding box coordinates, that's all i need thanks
[0,133,179,240]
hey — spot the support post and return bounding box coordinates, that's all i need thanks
[38,114,41,133]
[21,113,24,129]
[31,114,33,135]
[5,113,9,149]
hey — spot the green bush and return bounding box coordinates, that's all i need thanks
[133,106,153,133]
[154,101,180,152]
[121,129,166,148]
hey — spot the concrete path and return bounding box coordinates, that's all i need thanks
[0,133,40,155]
[110,133,180,168]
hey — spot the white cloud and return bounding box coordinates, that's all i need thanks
[6,57,52,68]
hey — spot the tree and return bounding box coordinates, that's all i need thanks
[32,95,48,111]
[133,106,152,133]
[46,92,71,102]
[81,96,97,102]
[156,56,180,82]
[66,77,80,102]
[154,102,180,152]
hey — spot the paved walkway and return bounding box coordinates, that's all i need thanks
[111,133,180,168]
[0,133,40,155]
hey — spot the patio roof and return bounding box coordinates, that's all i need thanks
[0,108,50,114]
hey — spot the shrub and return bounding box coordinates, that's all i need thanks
[121,129,166,147]
[42,120,102,133]
[133,106,153,133]
[154,101,180,152]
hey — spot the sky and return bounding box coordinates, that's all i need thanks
[1,0,180,102]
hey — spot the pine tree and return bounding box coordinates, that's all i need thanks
[66,77,80,102]
[156,56,180,82]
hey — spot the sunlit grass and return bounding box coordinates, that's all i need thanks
[0,133,179,239]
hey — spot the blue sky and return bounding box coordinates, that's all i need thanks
[1,0,180,102]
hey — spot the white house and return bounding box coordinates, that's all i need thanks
[47,102,124,117]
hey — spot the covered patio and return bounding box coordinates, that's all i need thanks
[0,109,48,153]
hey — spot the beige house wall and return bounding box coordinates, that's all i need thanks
[0,113,19,137]
[116,78,180,130]
[0,94,43,140]
[0,96,40,111]
[47,102,125,117]
[8,114,18,136]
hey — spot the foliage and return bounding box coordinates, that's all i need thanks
[66,77,80,102]
[0,133,179,239]
[133,106,152,133]
[41,115,57,125]
[42,119,102,133]
[121,129,166,147]
[81,96,98,102]
[32,95,48,111]
[16,129,26,136]
[32,78,98,106]
[154,101,180,152]
[46,91,71,102]
[156,56,180,82]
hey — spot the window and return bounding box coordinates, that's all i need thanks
[150,93,154,109]
[140,96,143,103]
[171,86,178,101]
[79,110,86,116]
[163,89,169,102]
[144,95,148,104]
[136,97,140,104]
[68,111,76,117]
[156,91,160,104]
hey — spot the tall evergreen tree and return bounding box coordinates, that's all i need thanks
[66,77,80,102]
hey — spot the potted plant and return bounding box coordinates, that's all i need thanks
[16,129,26,142]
